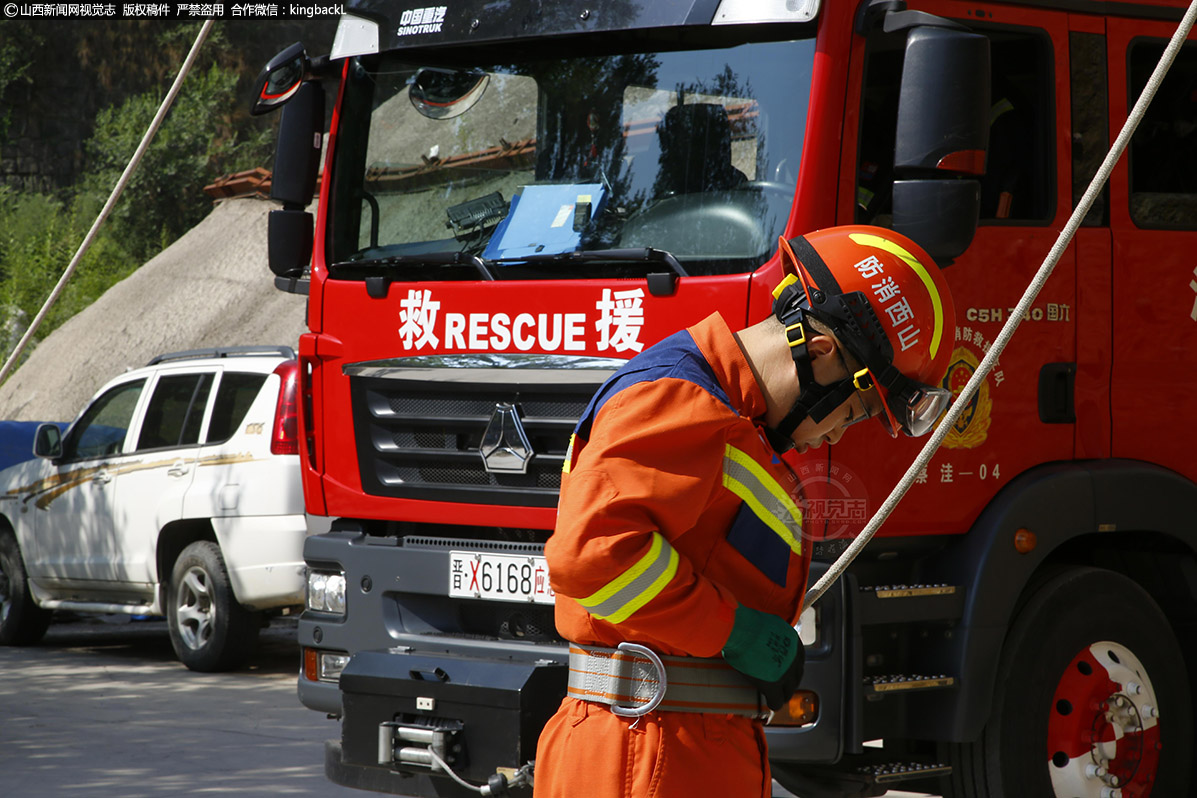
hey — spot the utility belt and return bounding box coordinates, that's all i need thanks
[567,642,767,719]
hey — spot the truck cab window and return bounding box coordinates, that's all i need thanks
[329,38,814,277]
[1129,41,1197,229]
[1071,31,1110,227]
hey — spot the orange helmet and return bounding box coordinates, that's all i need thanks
[770,225,956,443]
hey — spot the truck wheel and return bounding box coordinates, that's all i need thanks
[166,541,260,672]
[0,530,51,645]
[943,567,1193,798]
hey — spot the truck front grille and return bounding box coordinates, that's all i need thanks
[346,355,620,507]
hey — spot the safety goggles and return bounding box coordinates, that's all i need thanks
[880,379,952,438]
[851,367,951,438]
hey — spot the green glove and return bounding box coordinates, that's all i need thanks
[721,605,805,711]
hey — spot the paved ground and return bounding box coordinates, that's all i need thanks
[0,615,357,798]
[0,616,937,798]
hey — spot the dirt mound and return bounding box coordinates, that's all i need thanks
[0,197,307,422]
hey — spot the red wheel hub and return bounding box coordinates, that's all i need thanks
[1047,642,1162,798]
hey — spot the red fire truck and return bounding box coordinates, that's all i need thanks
[254,1,1197,796]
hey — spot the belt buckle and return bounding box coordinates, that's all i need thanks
[609,642,667,718]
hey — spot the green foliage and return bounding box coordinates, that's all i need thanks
[0,187,138,361]
[83,61,273,263]
[0,22,42,139]
[0,27,277,358]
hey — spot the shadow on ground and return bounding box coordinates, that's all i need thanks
[39,612,301,674]
[0,615,355,798]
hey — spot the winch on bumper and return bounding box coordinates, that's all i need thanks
[329,647,566,796]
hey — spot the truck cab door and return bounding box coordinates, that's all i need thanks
[836,10,1077,535]
[1106,21,1197,482]
[27,378,146,584]
[109,370,213,585]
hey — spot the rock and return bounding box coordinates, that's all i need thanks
[0,197,307,422]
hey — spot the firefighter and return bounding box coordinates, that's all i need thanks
[533,225,956,798]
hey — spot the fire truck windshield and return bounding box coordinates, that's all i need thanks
[328,38,815,278]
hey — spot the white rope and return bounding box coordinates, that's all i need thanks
[426,749,486,794]
[0,20,215,385]
[804,0,1197,611]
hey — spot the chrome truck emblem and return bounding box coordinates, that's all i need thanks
[480,403,533,474]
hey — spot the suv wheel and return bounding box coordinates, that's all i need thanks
[167,541,260,672]
[0,530,52,646]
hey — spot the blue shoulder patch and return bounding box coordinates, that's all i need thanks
[574,330,734,439]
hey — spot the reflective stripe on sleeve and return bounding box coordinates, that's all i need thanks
[563,434,576,474]
[576,532,679,624]
[722,445,803,555]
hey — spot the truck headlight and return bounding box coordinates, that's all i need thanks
[303,647,350,683]
[307,569,346,615]
[319,652,351,682]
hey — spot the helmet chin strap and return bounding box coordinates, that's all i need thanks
[763,339,859,453]
[764,290,859,454]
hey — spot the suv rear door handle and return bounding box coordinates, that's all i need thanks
[167,461,190,478]
[92,470,113,484]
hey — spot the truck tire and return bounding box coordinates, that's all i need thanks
[942,566,1193,798]
[166,541,260,672]
[0,530,51,645]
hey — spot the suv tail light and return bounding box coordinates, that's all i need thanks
[272,360,301,455]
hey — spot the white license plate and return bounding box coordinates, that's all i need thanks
[448,551,555,605]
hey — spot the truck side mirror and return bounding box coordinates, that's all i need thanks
[409,68,490,120]
[269,209,315,280]
[268,80,325,280]
[892,25,990,262]
[272,81,324,208]
[34,424,62,460]
[251,42,308,116]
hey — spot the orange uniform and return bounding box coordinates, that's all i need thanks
[535,312,812,797]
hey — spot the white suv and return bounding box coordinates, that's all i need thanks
[0,346,309,671]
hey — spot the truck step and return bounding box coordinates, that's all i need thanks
[777,758,952,796]
[859,761,952,785]
[864,673,956,695]
[862,583,956,599]
[856,583,964,625]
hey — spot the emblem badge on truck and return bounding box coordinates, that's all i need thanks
[480,403,534,474]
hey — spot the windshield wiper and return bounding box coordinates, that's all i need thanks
[496,247,689,279]
[331,251,496,281]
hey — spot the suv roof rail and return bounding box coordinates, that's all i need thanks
[146,345,297,366]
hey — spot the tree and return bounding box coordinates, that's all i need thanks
[82,62,273,263]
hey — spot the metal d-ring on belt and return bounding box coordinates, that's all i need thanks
[567,642,768,719]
